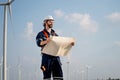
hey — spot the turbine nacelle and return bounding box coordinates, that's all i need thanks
[0,0,14,5]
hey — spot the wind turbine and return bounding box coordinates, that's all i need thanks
[85,65,91,80]
[35,67,38,80]
[7,65,11,80]
[0,0,14,80]
[18,63,22,80]
[0,63,2,80]
[66,54,70,80]
[18,57,22,80]
[0,57,3,80]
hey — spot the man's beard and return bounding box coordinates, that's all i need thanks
[48,24,53,28]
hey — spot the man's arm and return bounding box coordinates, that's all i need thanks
[40,38,51,45]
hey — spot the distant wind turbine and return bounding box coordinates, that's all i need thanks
[7,65,11,80]
[18,64,22,80]
[18,57,22,80]
[35,68,38,80]
[0,0,14,80]
[66,54,70,80]
[0,57,3,80]
[0,63,2,80]
[86,65,91,80]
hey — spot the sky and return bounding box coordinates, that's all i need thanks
[0,0,120,80]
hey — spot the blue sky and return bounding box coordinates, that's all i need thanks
[0,0,120,80]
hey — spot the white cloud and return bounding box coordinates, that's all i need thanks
[114,41,120,46]
[54,9,65,18]
[24,22,35,40]
[65,13,98,32]
[106,12,120,22]
[53,10,98,32]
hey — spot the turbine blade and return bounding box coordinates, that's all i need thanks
[0,2,6,5]
[0,0,14,5]
[8,5,12,21]
[8,0,15,35]
[8,0,13,26]
[8,0,11,3]
[8,0,14,24]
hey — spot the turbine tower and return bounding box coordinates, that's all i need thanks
[66,54,70,80]
[0,0,14,80]
[0,63,2,80]
[0,57,3,80]
[86,65,91,80]
[18,64,21,80]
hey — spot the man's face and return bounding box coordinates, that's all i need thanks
[46,20,54,28]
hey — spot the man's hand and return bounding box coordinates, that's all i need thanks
[46,38,51,43]
[71,42,75,46]
[40,38,51,45]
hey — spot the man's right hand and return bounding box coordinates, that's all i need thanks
[40,38,51,46]
[46,38,51,43]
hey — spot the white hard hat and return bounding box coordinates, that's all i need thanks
[44,15,54,21]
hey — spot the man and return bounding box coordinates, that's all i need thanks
[36,15,74,80]
[36,15,63,80]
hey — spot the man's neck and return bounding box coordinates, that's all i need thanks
[45,27,52,33]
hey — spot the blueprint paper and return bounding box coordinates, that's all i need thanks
[42,36,75,56]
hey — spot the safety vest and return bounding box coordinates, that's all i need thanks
[42,30,49,38]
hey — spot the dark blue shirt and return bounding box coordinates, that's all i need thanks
[36,29,58,48]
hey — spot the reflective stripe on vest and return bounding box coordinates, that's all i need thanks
[42,30,49,38]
